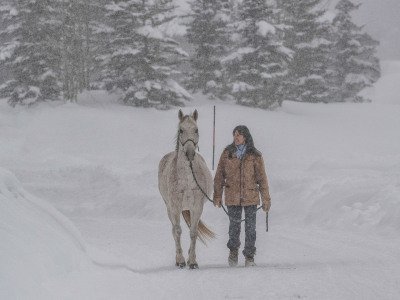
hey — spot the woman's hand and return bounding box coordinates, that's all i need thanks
[213,198,221,208]
[262,200,271,212]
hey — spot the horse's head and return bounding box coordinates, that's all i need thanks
[177,109,199,162]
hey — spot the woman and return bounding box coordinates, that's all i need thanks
[213,125,271,267]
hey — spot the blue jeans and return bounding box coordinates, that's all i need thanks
[227,205,257,258]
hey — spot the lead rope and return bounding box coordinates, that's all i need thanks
[189,161,263,223]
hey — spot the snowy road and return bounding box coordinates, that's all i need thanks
[64,214,400,299]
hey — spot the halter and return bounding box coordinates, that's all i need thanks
[177,129,199,153]
[180,138,198,148]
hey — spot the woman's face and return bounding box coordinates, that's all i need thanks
[233,130,245,146]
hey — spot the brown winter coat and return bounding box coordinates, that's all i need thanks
[213,148,271,207]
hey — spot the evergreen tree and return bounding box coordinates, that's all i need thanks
[87,0,112,89]
[96,0,138,97]
[278,0,333,103]
[0,0,63,106]
[60,0,95,101]
[185,0,230,99]
[0,1,17,96]
[332,0,380,102]
[358,32,381,85]
[100,0,190,109]
[225,0,291,108]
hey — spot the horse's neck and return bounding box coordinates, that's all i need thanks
[175,150,194,183]
[175,149,189,168]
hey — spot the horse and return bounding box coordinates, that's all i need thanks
[158,109,215,269]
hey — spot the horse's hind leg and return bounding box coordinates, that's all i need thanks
[188,209,201,269]
[169,210,185,268]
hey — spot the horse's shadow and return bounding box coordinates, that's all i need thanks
[95,257,357,275]
[118,262,297,275]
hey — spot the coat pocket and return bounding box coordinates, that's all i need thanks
[245,188,260,203]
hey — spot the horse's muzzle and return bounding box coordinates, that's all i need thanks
[186,149,196,162]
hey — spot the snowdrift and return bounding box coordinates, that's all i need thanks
[0,168,89,299]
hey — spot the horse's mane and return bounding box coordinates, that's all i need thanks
[174,128,180,151]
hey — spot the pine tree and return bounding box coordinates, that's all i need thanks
[332,0,380,102]
[60,0,95,101]
[225,0,291,108]
[96,0,137,95]
[278,0,333,103]
[0,0,63,106]
[0,1,17,97]
[358,32,381,86]
[185,0,230,99]
[88,0,113,89]
[100,0,190,109]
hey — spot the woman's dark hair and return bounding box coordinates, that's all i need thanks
[225,125,261,157]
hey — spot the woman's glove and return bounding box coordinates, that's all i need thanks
[213,197,221,208]
[262,200,271,212]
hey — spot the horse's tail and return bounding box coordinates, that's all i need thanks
[182,210,215,245]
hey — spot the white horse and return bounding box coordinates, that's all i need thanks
[158,109,214,269]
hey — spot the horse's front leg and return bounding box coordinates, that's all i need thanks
[168,209,186,268]
[188,207,202,269]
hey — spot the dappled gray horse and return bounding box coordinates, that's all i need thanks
[158,109,214,269]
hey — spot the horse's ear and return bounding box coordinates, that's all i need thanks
[178,109,184,122]
[192,109,198,121]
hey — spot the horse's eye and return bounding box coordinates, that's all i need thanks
[195,129,198,134]
[179,129,183,134]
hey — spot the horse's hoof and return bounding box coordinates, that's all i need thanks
[176,262,186,269]
[189,263,199,269]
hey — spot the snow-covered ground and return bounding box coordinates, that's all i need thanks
[1,61,400,299]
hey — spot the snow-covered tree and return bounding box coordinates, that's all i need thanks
[0,0,99,104]
[0,1,17,96]
[0,0,63,106]
[278,0,334,103]
[95,1,138,97]
[87,0,112,88]
[225,0,291,108]
[331,0,380,102]
[99,0,190,109]
[185,0,231,99]
[60,0,95,102]
[357,32,381,85]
